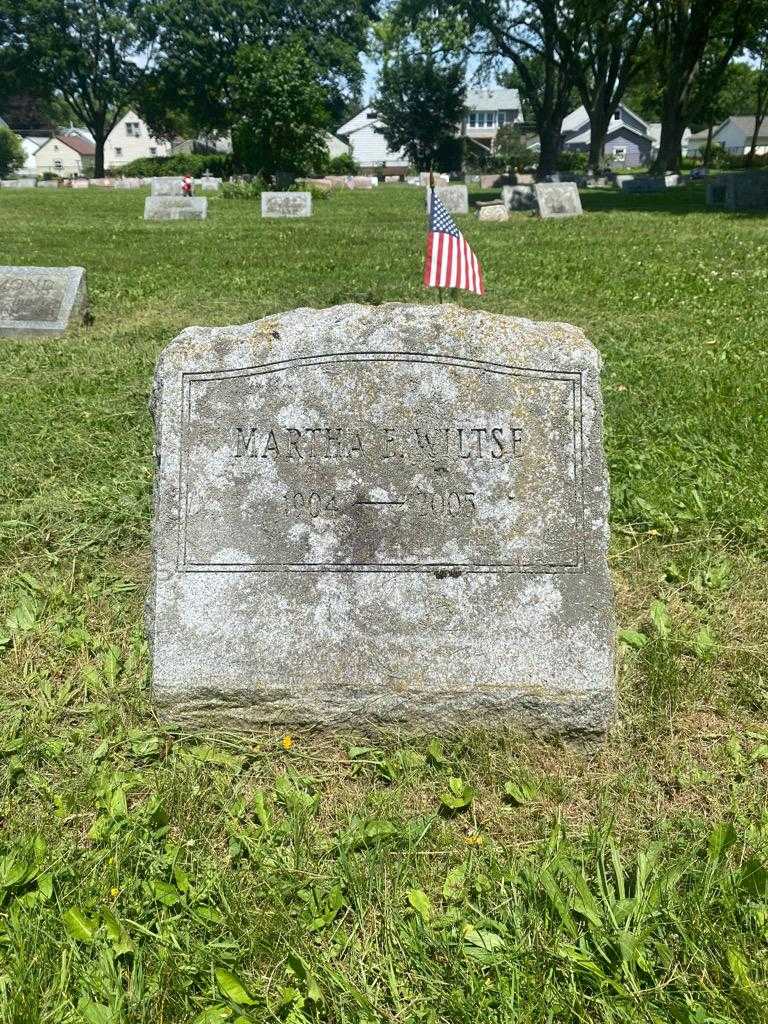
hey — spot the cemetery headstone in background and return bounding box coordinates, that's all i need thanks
[0,266,87,338]
[261,192,312,218]
[477,203,509,222]
[148,303,615,736]
[420,172,450,186]
[502,184,537,212]
[618,176,665,193]
[1,178,36,189]
[151,177,185,196]
[710,170,768,211]
[534,182,583,219]
[425,185,469,215]
[144,196,208,221]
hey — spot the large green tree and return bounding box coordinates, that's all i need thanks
[0,124,25,176]
[375,49,466,170]
[142,0,373,162]
[3,0,158,177]
[230,42,329,176]
[649,0,762,173]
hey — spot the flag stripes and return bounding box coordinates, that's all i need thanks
[423,190,484,296]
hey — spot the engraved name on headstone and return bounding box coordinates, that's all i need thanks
[534,182,583,219]
[0,266,88,338]
[261,192,312,218]
[148,303,615,735]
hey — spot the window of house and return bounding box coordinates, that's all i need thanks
[114,147,122,156]
[498,111,505,126]
[149,146,157,155]
[126,121,141,137]
[613,110,621,121]
[54,159,63,170]
[469,112,476,127]
[613,146,627,162]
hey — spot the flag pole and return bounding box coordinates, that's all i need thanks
[430,166,443,304]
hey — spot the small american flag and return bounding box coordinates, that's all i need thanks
[423,189,484,296]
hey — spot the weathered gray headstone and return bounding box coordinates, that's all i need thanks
[71,178,89,189]
[426,185,469,215]
[717,170,768,211]
[1,178,36,189]
[151,177,185,196]
[144,196,208,221]
[420,172,450,186]
[534,182,583,219]
[37,180,59,189]
[476,203,509,222]
[0,266,87,338]
[618,176,665,193]
[502,184,537,211]
[196,176,221,192]
[261,192,312,218]
[148,303,615,736]
[115,177,143,189]
[706,178,727,207]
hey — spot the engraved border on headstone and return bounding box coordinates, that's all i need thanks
[176,352,586,574]
[0,266,88,338]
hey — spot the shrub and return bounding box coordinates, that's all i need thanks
[323,152,357,175]
[0,126,25,178]
[557,150,589,173]
[111,153,234,178]
[220,177,265,200]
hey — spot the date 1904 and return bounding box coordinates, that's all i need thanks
[283,489,477,519]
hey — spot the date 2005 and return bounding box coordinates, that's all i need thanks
[283,489,478,518]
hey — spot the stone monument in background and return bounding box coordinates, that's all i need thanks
[0,266,88,338]
[148,304,615,736]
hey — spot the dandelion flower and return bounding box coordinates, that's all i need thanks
[110,887,119,897]
[282,735,293,751]
[464,833,483,846]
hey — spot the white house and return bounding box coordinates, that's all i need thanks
[336,107,408,171]
[104,110,171,168]
[709,116,768,155]
[34,133,95,176]
[324,132,350,159]
[20,136,47,173]
[462,87,523,151]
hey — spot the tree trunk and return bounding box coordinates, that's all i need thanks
[746,114,764,167]
[703,124,714,168]
[651,89,685,174]
[587,107,609,174]
[94,135,106,178]
[537,118,561,178]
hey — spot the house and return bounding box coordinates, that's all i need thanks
[34,133,95,176]
[561,102,652,166]
[648,123,693,158]
[336,107,408,172]
[709,116,768,155]
[462,87,523,152]
[104,110,171,167]
[20,136,47,173]
[324,132,350,159]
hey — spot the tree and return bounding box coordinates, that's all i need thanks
[4,0,157,177]
[375,50,466,169]
[494,123,532,170]
[746,29,768,165]
[0,125,25,177]
[143,0,373,162]
[649,0,761,174]
[557,0,651,173]
[230,42,329,177]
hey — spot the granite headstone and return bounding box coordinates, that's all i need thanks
[0,266,87,338]
[148,303,615,736]
[502,184,537,211]
[534,182,583,219]
[261,192,312,218]
[426,185,469,215]
[144,196,208,220]
[151,177,185,196]
[477,203,509,222]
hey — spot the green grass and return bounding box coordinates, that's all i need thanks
[1,184,768,1024]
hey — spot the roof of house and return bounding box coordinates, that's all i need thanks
[466,87,520,111]
[715,115,768,137]
[563,102,650,138]
[40,133,96,156]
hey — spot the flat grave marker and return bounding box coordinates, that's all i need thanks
[0,266,87,338]
[144,196,208,221]
[261,192,312,218]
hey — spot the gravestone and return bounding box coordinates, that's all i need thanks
[477,203,509,222]
[1,178,36,189]
[618,176,664,193]
[425,185,469,215]
[71,178,89,189]
[196,176,221,192]
[420,172,450,186]
[148,303,615,736]
[151,177,185,196]
[37,180,59,189]
[706,178,727,207]
[144,196,208,221]
[502,184,536,211]
[115,177,142,189]
[0,266,87,338]
[261,192,312,218]
[720,170,768,211]
[534,182,583,219]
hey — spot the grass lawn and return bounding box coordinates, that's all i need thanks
[1,183,768,1024]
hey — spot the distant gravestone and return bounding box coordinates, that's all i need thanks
[196,176,221,192]
[90,178,113,187]
[148,303,615,736]
[502,184,537,211]
[37,180,59,189]
[0,266,87,338]
[618,176,664,193]
[720,170,768,211]
[71,178,89,189]
[115,178,142,189]
[151,177,185,196]
[426,185,469,215]
[420,172,450,186]
[1,178,36,189]
[144,196,208,221]
[477,203,509,222]
[706,178,727,207]
[534,182,583,219]
[261,192,312,218]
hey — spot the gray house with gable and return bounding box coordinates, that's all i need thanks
[561,103,653,167]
